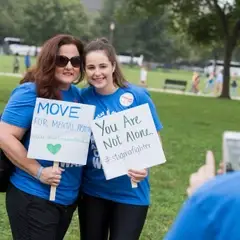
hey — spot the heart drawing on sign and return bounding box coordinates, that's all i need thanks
[47,144,62,155]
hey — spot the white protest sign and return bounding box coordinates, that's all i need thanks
[91,103,166,180]
[27,98,95,165]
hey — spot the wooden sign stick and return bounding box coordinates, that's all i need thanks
[131,179,138,188]
[49,161,59,201]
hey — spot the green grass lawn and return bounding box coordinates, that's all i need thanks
[0,74,240,239]
[0,55,37,74]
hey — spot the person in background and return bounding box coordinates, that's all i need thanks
[78,38,163,240]
[215,69,223,95]
[24,51,31,70]
[231,73,238,97]
[190,71,200,94]
[204,72,215,94]
[165,151,240,240]
[0,34,85,240]
[139,64,148,87]
[13,53,20,73]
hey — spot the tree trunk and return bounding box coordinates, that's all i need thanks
[219,39,232,99]
[213,48,218,74]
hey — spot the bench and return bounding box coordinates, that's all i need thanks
[163,79,188,91]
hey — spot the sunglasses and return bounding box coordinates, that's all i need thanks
[55,55,81,68]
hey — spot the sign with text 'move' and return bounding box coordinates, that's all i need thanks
[91,104,166,180]
[27,98,95,165]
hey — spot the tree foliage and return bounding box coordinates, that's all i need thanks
[0,0,89,45]
[91,0,192,63]
[122,0,240,98]
[0,0,25,38]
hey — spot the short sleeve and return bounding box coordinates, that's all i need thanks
[138,89,163,131]
[1,83,36,129]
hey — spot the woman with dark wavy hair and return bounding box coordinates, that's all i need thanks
[0,34,84,240]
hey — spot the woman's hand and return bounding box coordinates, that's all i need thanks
[128,169,148,184]
[217,162,225,175]
[39,167,65,187]
[187,151,216,197]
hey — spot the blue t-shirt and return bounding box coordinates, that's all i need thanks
[2,82,83,205]
[165,172,240,240]
[80,84,163,206]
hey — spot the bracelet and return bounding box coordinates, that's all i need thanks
[36,166,44,180]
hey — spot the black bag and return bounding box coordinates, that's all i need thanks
[0,147,14,192]
[0,113,14,192]
[0,114,27,192]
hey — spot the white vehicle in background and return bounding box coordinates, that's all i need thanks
[3,37,41,56]
[117,54,144,66]
[204,60,240,76]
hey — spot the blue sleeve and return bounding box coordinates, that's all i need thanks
[138,89,163,131]
[164,198,215,240]
[1,83,36,129]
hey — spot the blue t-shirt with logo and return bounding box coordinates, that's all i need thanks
[165,172,240,240]
[1,82,83,205]
[80,84,163,206]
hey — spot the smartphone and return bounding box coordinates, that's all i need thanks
[223,131,240,173]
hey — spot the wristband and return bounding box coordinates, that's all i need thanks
[36,166,44,180]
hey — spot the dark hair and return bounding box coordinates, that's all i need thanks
[20,34,85,100]
[84,38,127,88]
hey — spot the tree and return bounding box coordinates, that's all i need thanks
[90,0,122,46]
[22,0,89,45]
[124,14,187,63]
[0,0,25,38]
[91,0,187,63]
[123,0,240,99]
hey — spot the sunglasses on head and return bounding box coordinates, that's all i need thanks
[55,55,81,68]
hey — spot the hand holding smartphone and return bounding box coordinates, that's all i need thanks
[223,131,240,173]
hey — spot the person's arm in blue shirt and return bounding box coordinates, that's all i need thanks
[138,88,163,146]
[128,88,164,183]
[0,83,62,185]
[0,84,40,176]
[164,197,215,240]
[138,89,163,131]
